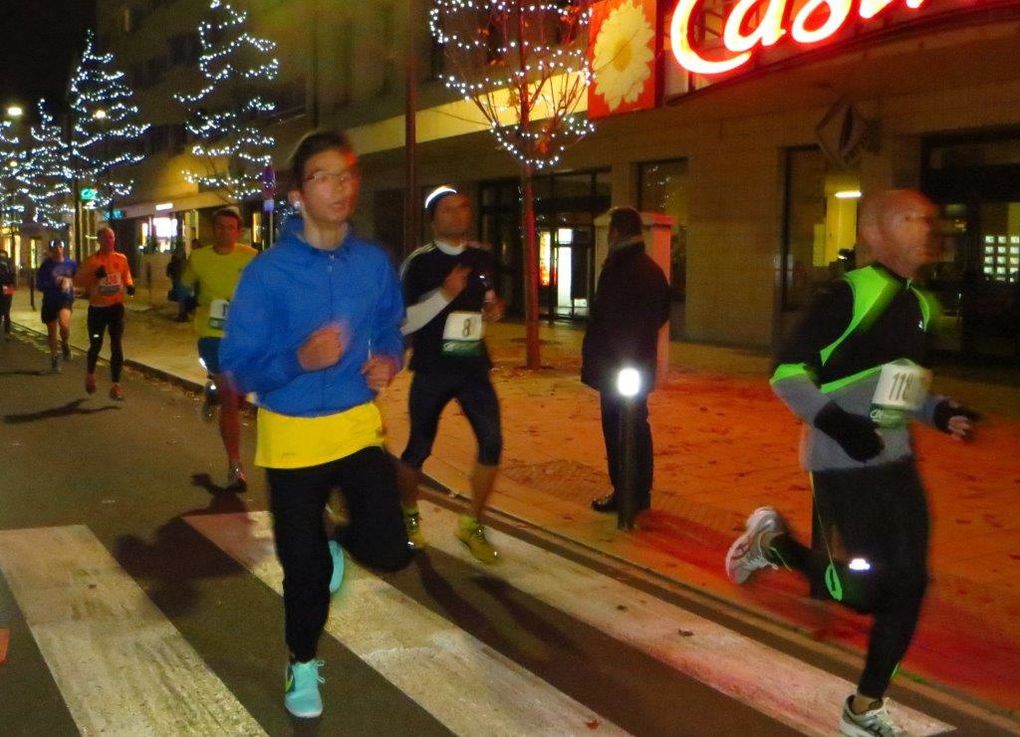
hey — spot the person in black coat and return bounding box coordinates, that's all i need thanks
[582,207,671,514]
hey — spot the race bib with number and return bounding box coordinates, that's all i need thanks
[869,359,932,428]
[98,273,122,296]
[208,298,230,330]
[441,311,484,356]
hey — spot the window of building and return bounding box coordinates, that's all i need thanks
[781,146,860,311]
[638,158,689,302]
[479,169,610,320]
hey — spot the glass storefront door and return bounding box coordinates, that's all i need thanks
[924,133,1020,363]
[539,227,591,319]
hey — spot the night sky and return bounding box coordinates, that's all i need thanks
[0,1,96,115]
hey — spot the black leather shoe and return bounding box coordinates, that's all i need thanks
[591,493,651,514]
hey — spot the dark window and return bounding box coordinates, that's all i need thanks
[638,159,689,301]
[168,32,201,66]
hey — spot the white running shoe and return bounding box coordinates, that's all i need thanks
[839,696,906,737]
[725,506,785,584]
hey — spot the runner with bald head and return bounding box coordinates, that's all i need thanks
[725,189,979,737]
[76,226,135,400]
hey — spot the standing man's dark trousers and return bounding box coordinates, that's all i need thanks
[0,293,12,335]
[599,391,653,509]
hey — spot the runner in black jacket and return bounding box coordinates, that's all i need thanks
[725,190,979,737]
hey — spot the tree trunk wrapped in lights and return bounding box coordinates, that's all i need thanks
[176,0,279,205]
[429,0,596,370]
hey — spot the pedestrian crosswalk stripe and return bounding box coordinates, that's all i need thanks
[0,525,267,737]
[416,502,955,737]
[186,511,631,737]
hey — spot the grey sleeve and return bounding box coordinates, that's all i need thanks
[771,374,832,425]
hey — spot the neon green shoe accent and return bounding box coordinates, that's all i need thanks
[456,515,499,564]
[403,507,426,550]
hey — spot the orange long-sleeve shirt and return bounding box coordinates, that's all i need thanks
[76,250,134,307]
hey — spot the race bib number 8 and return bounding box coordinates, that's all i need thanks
[870,360,932,428]
[208,298,230,330]
[442,311,484,356]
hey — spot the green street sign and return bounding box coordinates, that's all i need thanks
[80,188,98,202]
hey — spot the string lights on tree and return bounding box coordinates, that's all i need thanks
[0,121,26,231]
[176,0,279,203]
[67,29,149,217]
[429,0,597,368]
[24,100,73,231]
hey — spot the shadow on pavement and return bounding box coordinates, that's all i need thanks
[4,399,121,424]
[112,489,251,617]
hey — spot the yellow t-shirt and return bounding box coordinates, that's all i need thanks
[180,245,258,338]
[255,402,385,469]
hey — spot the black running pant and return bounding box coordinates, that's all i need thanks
[400,370,503,469]
[87,303,125,382]
[767,459,929,698]
[266,447,411,662]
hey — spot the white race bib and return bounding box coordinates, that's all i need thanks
[870,360,932,428]
[208,298,230,330]
[441,311,484,356]
[98,273,122,296]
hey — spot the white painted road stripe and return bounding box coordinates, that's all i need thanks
[186,512,630,737]
[0,525,266,737]
[417,502,955,737]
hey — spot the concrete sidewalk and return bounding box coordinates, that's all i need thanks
[7,290,1020,718]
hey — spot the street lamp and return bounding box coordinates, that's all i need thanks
[616,367,642,530]
[5,105,23,119]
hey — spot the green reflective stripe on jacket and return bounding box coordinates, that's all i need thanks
[820,365,883,394]
[819,266,899,366]
[771,362,816,386]
[812,265,936,392]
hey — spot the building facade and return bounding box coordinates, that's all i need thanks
[98,0,1020,361]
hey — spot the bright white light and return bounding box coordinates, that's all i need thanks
[834,190,862,200]
[617,368,641,398]
[155,202,174,211]
[557,228,573,245]
[198,357,207,370]
[92,108,108,120]
[848,557,871,571]
[5,105,23,119]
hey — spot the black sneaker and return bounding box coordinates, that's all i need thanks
[50,356,61,374]
[62,343,72,361]
[839,696,906,737]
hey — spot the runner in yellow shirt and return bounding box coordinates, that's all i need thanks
[180,208,258,490]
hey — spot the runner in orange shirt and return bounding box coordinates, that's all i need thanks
[76,226,135,400]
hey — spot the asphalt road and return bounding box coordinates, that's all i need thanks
[0,332,1013,737]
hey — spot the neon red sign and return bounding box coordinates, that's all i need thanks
[670,0,928,75]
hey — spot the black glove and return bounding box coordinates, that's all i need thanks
[95,266,107,279]
[813,402,884,462]
[932,399,980,434]
[126,284,136,296]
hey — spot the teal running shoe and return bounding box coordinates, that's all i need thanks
[328,540,344,595]
[284,659,324,718]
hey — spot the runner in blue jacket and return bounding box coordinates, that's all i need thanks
[220,130,410,720]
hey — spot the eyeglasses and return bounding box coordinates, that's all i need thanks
[305,169,358,188]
